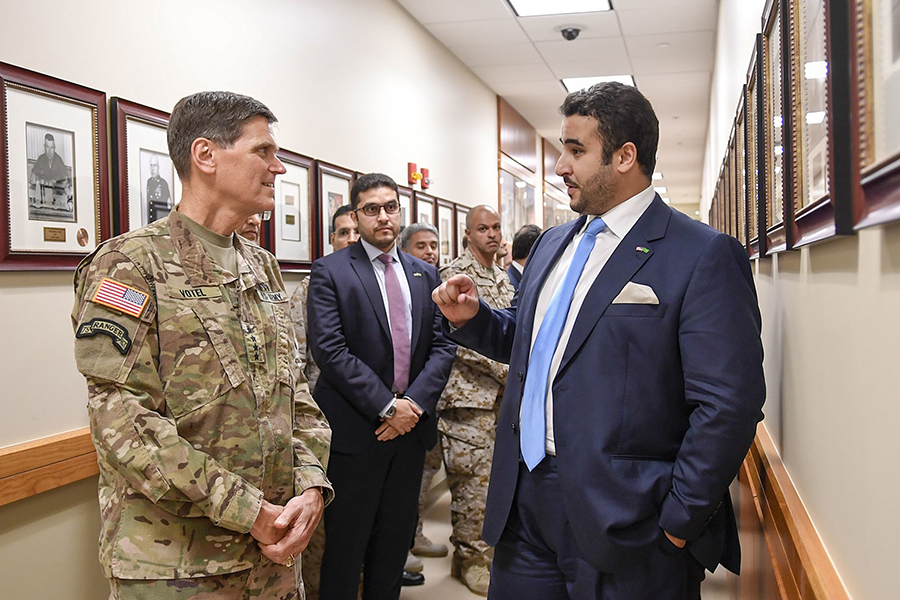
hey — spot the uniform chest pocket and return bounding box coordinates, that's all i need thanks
[157,301,246,419]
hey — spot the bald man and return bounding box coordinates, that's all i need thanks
[437,205,515,595]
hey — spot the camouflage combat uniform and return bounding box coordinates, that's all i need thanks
[72,211,333,598]
[438,248,515,569]
[288,275,325,600]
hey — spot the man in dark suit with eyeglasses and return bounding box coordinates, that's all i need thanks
[308,172,455,600]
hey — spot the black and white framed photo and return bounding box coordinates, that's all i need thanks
[110,98,181,233]
[455,204,469,258]
[316,161,354,256]
[414,191,435,226]
[270,149,314,270]
[436,198,455,265]
[0,62,109,269]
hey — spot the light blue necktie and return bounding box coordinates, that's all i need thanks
[520,216,607,470]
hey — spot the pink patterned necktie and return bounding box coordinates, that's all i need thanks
[377,254,410,393]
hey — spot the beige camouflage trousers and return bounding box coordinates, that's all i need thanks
[415,442,444,540]
[438,407,497,568]
[108,559,301,600]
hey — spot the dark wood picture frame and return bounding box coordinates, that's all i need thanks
[436,197,455,265]
[852,0,900,228]
[785,0,854,247]
[0,62,110,270]
[748,36,767,259]
[269,148,315,271]
[315,161,354,257]
[397,185,414,229]
[413,190,435,226]
[110,98,173,235]
[454,203,469,258]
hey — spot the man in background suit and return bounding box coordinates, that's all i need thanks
[433,82,765,599]
[309,173,455,600]
[507,224,541,290]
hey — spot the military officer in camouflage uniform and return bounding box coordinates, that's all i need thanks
[72,91,333,600]
[438,205,515,596]
[288,204,358,600]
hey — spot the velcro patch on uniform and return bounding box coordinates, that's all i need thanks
[75,318,133,355]
[91,277,149,318]
[167,286,223,299]
[257,289,288,303]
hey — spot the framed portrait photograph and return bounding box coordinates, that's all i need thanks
[316,161,354,256]
[270,149,314,270]
[763,1,791,253]
[455,204,469,258]
[110,98,181,234]
[436,199,455,266]
[397,185,413,229]
[852,0,900,228]
[0,62,109,269]
[414,191,435,226]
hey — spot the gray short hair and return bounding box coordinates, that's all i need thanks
[167,91,277,181]
[399,222,439,250]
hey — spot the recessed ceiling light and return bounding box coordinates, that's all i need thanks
[652,172,663,180]
[507,0,611,17]
[662,198,671,204]
[694,210,700,215]
[655,186,668,194]
[657,42,671,49]
[562,75,635,93]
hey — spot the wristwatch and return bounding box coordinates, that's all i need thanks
[384,399,397,419]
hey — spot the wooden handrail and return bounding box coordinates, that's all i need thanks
[0,428,98,507]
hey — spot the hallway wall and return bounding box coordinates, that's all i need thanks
[702,2,900,599]
[0,0,497,597]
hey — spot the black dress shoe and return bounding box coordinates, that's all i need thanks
[401,569,425,586]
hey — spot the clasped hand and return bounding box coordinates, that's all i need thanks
[375,398,422,441]
[249,489,324,566]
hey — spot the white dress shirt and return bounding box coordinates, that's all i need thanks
[529,185,656,454]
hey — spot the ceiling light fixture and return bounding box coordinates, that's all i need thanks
[652,172,663,180]
[655,186,668,194]
[507,0,611,17]
[562,75,635,93]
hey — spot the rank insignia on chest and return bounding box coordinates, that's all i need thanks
[91,278,149,318]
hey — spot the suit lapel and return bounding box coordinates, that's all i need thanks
[557,198,671,375]
[349,243,391,340]
[519,216,586,361]
[398,251,424,357]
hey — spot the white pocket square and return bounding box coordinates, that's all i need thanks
[612,281,659,305]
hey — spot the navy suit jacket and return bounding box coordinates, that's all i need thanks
[451,196,765,575]
[308,242,456,454]
[506,263,522,290]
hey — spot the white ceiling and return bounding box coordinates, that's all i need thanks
[395,0,719,218]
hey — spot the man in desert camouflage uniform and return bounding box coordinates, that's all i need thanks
[72,91,333,600]
[288,204,358,599]
[438,205,515,596]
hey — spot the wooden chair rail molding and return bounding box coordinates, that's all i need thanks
[741,423,850,600]
[0,428,98,507]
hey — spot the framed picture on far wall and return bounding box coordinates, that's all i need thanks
[436,199,455,266]
[414,191,435,226]
[270,149,314,270]
[397,185,413,229]
[0,62,110,269]
[110,98,181,234]
[316,161,354,256]
[455,204,469,258]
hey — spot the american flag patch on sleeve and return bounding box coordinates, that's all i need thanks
[91,277,149,318]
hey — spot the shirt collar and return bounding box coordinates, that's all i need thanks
[509,261,524,275]
[360,237,400,263]
[583,184,655,239]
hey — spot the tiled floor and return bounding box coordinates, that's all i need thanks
[401,489,730,599]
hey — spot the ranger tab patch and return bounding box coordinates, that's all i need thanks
[92,277,149,317]
[76,318,133,355]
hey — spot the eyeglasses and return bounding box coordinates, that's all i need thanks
[355,201,401,217]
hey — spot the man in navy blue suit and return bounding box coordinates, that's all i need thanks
[507,224,541,290]
[309,173,455,600]
[433,83,765,599]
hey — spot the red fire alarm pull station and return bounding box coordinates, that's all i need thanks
[408,162,421,186]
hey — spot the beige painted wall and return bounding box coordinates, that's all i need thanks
[703,2,900,599]
[0,0,497,596]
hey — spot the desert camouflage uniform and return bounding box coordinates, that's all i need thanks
[72,211,333,598]
[289,276,320,392]
[438,248,515,568]
[288,275,325,599]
